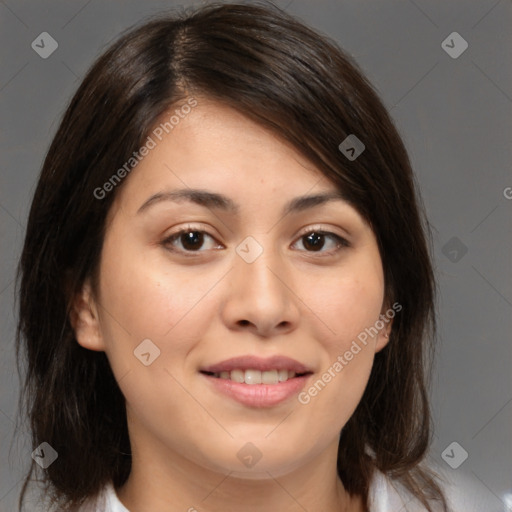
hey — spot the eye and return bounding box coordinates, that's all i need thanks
[161,226,348,255]
[292,230,349,254]
[162,227,222,253]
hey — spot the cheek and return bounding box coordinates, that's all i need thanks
[95,236,223,373]
[296,258,384,417]
[310,265,385,350]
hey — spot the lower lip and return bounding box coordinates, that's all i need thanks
[201,373,311,408]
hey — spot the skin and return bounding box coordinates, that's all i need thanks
[73,99,391,512]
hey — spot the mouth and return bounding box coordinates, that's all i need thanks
[200,369,309,384]
[199,355,314,407]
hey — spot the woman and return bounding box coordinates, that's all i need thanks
[16,3,474,511]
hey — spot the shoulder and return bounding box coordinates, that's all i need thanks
[435,467,507,512]
[104,482,130,512]
[74,481,130,512]
[368,465,499,512]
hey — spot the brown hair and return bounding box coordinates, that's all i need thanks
[16,2,448,511]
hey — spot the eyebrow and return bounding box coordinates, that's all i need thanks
[136,188,350,216]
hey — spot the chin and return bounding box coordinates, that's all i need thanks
[194,441,314,480]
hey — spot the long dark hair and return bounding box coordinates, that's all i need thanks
[16,2,448,511]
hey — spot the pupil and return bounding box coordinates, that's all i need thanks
[182,231,203,250]
[304,232,324,251]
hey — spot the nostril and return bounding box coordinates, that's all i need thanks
[238,320,250,327]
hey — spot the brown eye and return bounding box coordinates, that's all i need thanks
[163,229,222,254]
[180,231,205,251]
[292,230,349,254]
[302,232,325,251]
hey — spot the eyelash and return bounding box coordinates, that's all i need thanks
[161,225,350,257]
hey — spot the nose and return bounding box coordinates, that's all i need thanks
[220,246,301,338]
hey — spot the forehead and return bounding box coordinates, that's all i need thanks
[113,99,341,210]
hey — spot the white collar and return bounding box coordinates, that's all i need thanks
[100,469,418,512]
[100,466,487,512]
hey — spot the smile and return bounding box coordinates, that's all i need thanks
[199,355,314,407]
[204,369,304,384]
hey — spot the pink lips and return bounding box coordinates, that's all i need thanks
[200,355,313,408]
[200,355,312,374]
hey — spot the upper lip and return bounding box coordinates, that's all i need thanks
[200,355,312,374]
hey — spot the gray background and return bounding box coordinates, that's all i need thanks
[1,0,511,510]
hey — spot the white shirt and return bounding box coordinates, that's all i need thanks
[80,467,501,511]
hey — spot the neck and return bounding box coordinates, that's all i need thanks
[116,438,363,512]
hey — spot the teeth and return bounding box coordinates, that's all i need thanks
[244,370,261,385]
[212,369,300,384]
[230,369,245,383]
[262,370,278,384]
[278,369,289,382]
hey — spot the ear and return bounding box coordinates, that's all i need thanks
[375,329,391,353]
[374,308,393,353]
[70,280,106,352]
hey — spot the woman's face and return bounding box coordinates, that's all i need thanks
[75,99,390,479]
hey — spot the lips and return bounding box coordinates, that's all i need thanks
[200,355,312,374]
[200,355,313,407]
